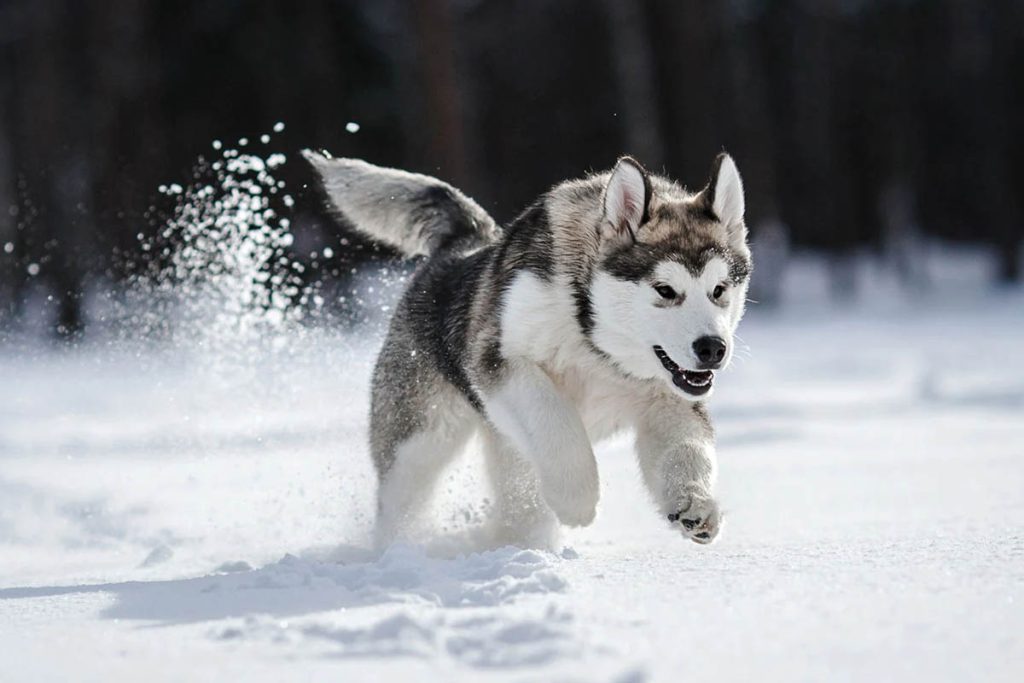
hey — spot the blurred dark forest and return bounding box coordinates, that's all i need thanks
[1,0,1022,337]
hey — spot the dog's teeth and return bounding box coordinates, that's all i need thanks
[682,371,712,387]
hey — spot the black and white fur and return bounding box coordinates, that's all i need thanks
[304,150,752,548]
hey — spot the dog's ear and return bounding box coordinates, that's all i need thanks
[601,156,651,242]
[700,153,747,248]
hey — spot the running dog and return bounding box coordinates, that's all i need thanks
[304,150,751,547]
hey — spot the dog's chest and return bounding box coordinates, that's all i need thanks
[548,364,642,442]
[500,271,647,440]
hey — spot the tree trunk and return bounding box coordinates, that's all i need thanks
[409,0,468,185]
[600,0,664,168]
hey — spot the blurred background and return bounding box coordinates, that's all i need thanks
[0,0,1022,339]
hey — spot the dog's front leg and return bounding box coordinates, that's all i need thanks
[635,401,721,544]
[482,360,599,527]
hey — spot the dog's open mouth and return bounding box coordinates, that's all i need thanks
[653,346,713,396]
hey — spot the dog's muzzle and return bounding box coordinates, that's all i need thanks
[653,346,713,396]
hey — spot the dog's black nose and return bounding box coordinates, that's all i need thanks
[693,336,727,368]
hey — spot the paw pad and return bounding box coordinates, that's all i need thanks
[667,512,701,530]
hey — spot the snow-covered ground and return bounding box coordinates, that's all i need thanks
[1,256,1023,682]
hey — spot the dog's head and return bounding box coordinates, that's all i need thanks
[588,154,752,401]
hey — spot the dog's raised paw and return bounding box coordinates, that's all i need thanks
[667,487,721,544]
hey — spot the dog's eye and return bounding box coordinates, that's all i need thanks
[712,284,726,300]
[654,284,677,300]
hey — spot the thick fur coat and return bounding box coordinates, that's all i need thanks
[305,150,752,548]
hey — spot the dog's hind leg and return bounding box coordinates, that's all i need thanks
[481,428,559,549]
[372,399,476,548]
[482,360,599,528]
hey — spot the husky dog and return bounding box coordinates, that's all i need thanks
[304,150,751,547]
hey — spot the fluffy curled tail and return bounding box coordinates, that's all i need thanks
[302,150,501,257]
